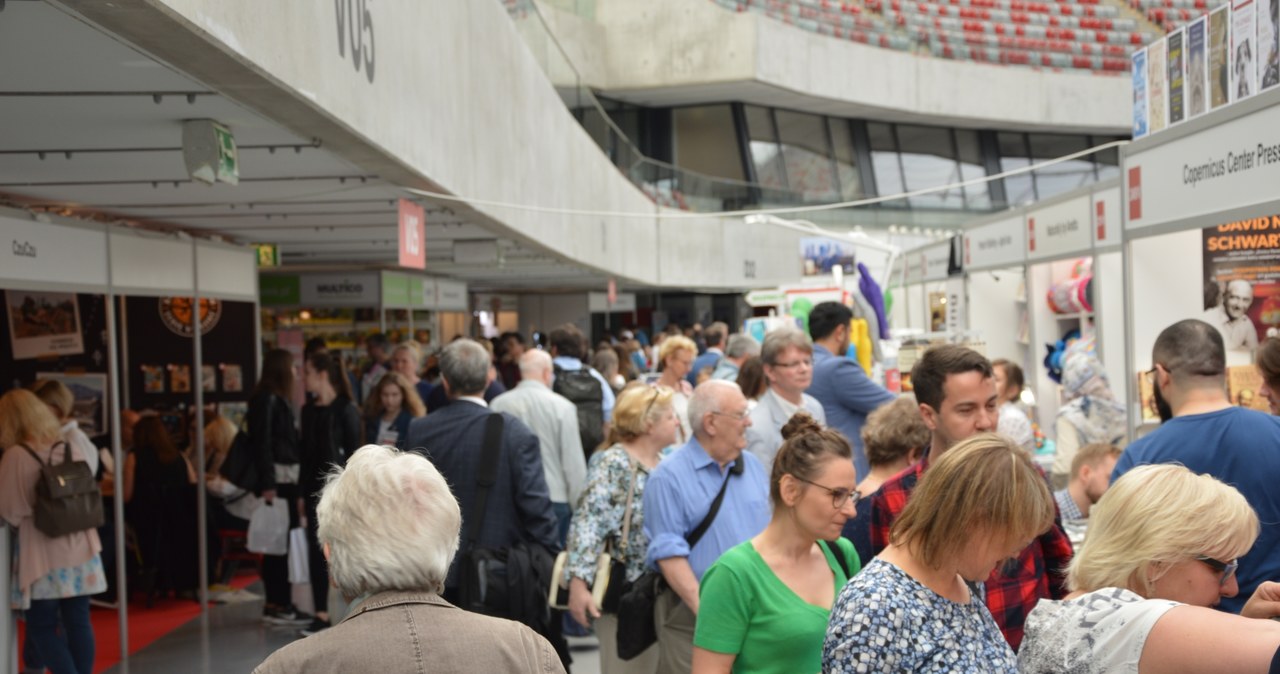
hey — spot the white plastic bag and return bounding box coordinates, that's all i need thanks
[246,499,288,555]
[288,527,310,584]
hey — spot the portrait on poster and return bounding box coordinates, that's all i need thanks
[1233,0,1258,100]
[1202,216,1280,351]
[35,372,107,436]
[1261,0,1280,89]
[5,290,85,360]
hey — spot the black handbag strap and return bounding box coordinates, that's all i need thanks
[686,458,742,550]
[20,441,70,466]
[825,539,851,577]
[465,412,505,547]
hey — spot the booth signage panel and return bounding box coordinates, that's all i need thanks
[434,279,469,311]
[110,233,193,293]
[1027,196,1092,260]
[1,215,107,287]
[197,244,257,299]
[1126,102,1280,232]
[589,292,637,312]
[475,293,519,312]
[381,272,425,307]
[397,199,426,270]
[745,289,787,307]
[1092,187,1122,246]
[964,216,1025,269]
[922,243,952,282]
[298,272,380,307]
[260,275,301,306]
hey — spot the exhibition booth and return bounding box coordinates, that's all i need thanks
[0,205,258,671]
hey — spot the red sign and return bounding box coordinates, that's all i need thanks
[1128,166,1142,221]
[1028,218,1036,252]
[964,237,971,265]
[607,278,617,305]
[1096,200,1107,241]
[398,199,426,269]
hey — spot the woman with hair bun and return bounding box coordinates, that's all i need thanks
[691,412,860,674]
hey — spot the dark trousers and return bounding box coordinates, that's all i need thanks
[25,596,94,674]
[305,495,329,617]
[261,482,299,608]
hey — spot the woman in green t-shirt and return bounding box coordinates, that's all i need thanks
[692,412,861,674]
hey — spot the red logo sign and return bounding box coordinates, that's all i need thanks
[398,199,426,270]
[1096,200,1106,241]
[1028,218,1036,252]
[1128,166,1142,221]
[964,237,971,265]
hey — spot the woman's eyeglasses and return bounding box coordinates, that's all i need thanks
[1196,555,1239,586]
[793,476,860,509]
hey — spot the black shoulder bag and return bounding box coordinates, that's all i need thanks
[22,441,104,537]
[616,458,743,661]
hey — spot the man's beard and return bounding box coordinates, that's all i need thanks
[1152,381,1174,423]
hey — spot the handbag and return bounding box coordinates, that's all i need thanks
[246,498,288,555]
[548,456,638,613]
[616,458,743,661]
[21,442,104,538]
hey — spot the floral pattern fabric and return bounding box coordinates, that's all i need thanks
[11,535,105,610]
[566,445,653,585]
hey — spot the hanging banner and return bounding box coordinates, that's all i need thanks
[398,199,426,270]
[1187,18,1208,119]
[1201,214,1280,351]
[1210,5,1233,110]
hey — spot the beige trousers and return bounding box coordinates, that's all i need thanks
[595,613,659,674]
[654,589,695,674]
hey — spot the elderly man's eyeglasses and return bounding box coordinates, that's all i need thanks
[710,409,750,422]
[1196,555,1239,586]
[793,476,860,509]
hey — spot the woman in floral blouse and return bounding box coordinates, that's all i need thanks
[565,384,680,673]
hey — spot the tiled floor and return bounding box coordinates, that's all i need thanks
[100,590,602,674]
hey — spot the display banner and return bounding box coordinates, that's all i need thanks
[1134,48,1150,138]
[1150,37,1169,133]
[1027,196,1093,260]
[1,215,108,289]
[1188,18,1209,118]
[1124,101,1280,232]
[921,242,953,282]
[589,292,637,313]
[1234,0,1258,101]
[1201,215,1280,350]
[298,272,380,307]
[1210,6,1233,110]
[1261,0,1280,90]
[397,199,426,270]
[1093,187,1122,247]
[1170,29,1187,124]
[964,216,1025,270]
[433,278,468,311]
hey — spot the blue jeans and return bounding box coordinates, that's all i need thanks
[552,502,571,548]
[25,596,94,674]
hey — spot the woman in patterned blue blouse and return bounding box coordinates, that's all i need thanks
[822,433,1056,673]
[564,384,681,673]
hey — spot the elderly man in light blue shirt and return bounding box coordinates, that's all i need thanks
[643,379,770,673]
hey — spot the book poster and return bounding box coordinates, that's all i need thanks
[218,401,249,429]
[1228,365,1273,411]
[1169,30,1186,124]
[202,364,217,392]
[221,363,244,393]
[1136,370,1160,422]
[1188,18,1208,118]
[5,290,85,360]
[1261,0,1280,89]
[1210,4,1232,109]
[1234,0,1258,100]
[35,372,107,436]
[170,364,192,393]
[1202,215,1280,351]
[1149,38,1168,132]
[142,365,166,393]
[1133,48,1149,138]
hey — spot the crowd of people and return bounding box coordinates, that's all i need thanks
[10,310,1280,673]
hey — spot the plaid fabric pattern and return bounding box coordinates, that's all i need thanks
[868,448,1073,651]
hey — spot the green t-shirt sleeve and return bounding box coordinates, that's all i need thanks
[693,554,754,656]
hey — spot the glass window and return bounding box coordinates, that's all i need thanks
[998,132,1036,206]
[744,106,788,192]
[896,124,963,210]
[868,122,907,208]
[955,129,991,210]
[1092,135,1122,182]
[672,105,746,183]
[1029,134,1096,199]
[828,118,862,200]
[775,110,837,202]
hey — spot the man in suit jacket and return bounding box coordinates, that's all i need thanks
[404,339,561,596]
[744,327,828,470]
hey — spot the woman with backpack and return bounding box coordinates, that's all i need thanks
[0,388,105,674]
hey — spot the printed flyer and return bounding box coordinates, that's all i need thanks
[1187,18,1208,118]
[1210,5,1232,109]
[1133,48,1149,137]
[1234,0,1257,101]
[1149,37,1168,132]
[5,290,85,360]
[1168,29,1186,124]
[1261,0,1280,89]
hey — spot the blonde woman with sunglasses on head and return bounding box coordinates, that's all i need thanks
[693,412,860,674]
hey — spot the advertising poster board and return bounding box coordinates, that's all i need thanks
[1188,18,1208,118]
[1234,0,1258,101]
[5,290,85,360]
[800,237,857,277]
[1210,5,1233,109]
[1149,37,1168,132]
[1169,29,1186,124]
[34,372,107,436]
[1261,0,1280,90]
[1133,48,1149,137]
[1201,215,1280,351]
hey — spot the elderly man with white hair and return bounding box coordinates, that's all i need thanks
[1202,278,1259,351]
[253,445,567,673]
[491,349,588,543]
[642,379,770,673]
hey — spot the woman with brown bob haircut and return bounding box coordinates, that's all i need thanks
[823,433,1055,673]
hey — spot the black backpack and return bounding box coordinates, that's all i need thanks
[552,364,604,456]
[22,441,104,537]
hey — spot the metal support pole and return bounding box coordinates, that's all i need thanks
[1122,237,1137,443]
[105,244,129,665]
[191,243,209,611]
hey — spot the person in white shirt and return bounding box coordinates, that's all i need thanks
[31,378,99,476]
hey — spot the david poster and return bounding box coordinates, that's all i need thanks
[5,290,85,360]
[1132,48,1149,137]
[1168,29,1186,124]
[1202,215,1280,352]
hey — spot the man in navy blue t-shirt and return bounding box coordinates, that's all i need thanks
[1113,318,1280,614]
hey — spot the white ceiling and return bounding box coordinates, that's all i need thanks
[0,0,611,291]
